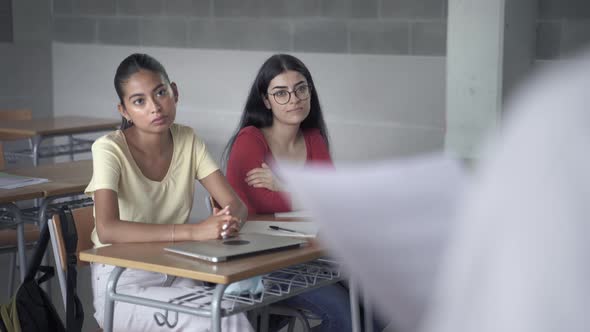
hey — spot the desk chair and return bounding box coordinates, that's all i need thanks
[0,220,40,297]
[0,108,33,142]
[0,108,35,285]
[48,206,96,331]
[48,206,94,310]
[0,108,33,167]
[0,108,38,167]
[0,108,32,120]
[0,132,40,297]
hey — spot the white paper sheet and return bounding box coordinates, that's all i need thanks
[279,153,466,332]
[274,210,311,218]
[0,172,49,189]
[240,221,318,238]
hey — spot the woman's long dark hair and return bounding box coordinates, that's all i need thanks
[222,54,330,165]
[114,53,171,129]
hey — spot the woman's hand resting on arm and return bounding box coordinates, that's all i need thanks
[245,163,284,192]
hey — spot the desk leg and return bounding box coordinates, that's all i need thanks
[211,283,227,332]
[2,203,26,282]
[31,136,41,166]
[349,279,362,332]
[104,266,125,332]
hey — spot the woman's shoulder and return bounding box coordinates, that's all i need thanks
[303,127,321,135]
[93,130,125,150]
[302,127,331,161]
[302,127,324,141]
[230,126,268,153]
[172,123,208,147]
[238,126,264,137]
[236,126,267,143]
[171,123,195,137]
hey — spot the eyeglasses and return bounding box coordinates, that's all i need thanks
[267,84,311,105]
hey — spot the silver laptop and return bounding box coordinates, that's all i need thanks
[164,233,307,262]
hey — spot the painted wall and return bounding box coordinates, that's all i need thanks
[0,0,52,116]
[52,42,446,221]
[445,0,539,159]
[536,0,590,59]
[51,0,448,56]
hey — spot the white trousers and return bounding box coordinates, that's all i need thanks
[91,263,253,332]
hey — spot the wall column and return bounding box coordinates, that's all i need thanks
[445,0,537,159]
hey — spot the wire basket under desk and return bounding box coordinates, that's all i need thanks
[152,259,342,328]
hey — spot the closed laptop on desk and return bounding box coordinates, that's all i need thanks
[164,233,307,262]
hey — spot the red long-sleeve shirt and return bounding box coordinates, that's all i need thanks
[226,126,332,215]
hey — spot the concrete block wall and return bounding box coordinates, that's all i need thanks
[0,0,53,117]
[51,0,448,56]
[50,0,590,60]
[536,0,590,59]
[0,0,12,42]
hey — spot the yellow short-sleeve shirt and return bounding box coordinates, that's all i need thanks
[85,123,219,248]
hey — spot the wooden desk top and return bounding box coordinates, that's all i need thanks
[0,160,92,202]
[0,186,45,204]
[80,240,323,284]
[0,116,119,137]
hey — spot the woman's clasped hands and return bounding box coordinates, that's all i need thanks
[196,205,241,240]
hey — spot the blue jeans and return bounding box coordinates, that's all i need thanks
[273,283,352,332]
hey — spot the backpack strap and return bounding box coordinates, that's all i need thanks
[58,206,84,332]
[23,217,52,282]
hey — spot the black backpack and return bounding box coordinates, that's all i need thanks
[0,206,84,332]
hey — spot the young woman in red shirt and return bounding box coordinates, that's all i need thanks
[224,54,332,215]
[224,54,354,332]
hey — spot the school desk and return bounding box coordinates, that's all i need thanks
[248,216,368,332]
[0,189,44,282]
[0,160,93,281]
[0,115,118,166]
[79,214,366,332]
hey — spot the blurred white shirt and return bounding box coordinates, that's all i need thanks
[423,50,590,332]
[283,48,590,332]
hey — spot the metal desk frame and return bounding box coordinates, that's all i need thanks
[101,259,343,332]
[6,135,96,166]
[0,116,118,166]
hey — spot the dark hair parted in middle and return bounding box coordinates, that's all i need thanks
[114,53,171,129]
[223,54,330,163]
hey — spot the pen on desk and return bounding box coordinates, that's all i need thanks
[269,225,306,236]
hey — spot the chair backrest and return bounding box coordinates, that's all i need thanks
[50,206,94,272]
[49,205,94,308]
[0,109,32,169]
[0,109,32,121]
